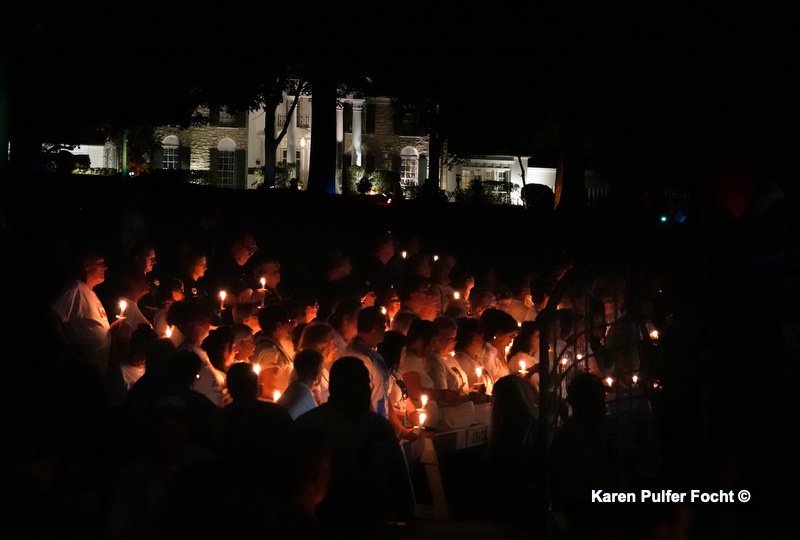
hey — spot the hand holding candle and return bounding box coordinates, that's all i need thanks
[518,360,527,376]
[259,277,266,291]
[117,299,127,320]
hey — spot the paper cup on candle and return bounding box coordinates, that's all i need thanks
[272,390,281,402]
[420,394,428,409]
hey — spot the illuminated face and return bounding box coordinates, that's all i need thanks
[143,249,157,274]
[305,303,319,322]
[437,329,457,355]
[235,335,255,360]
[192,256,208,279]
[84,257,107,285]
[264,263,281,288]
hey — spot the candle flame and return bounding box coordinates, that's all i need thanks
[260,277,266,288]
[632,374,639,384]
[649,329,659,340]
[401,251,407,259]
[253,364,261,376]
[165,326,173,339]
[219,290,227,301]
[476,367,483,379]
[450,350,455,357]
[380,306,387,315]
[576,354,583,360]
[420,394,428,408]
[561,357,569,366]
[118,299,127,314]
[605,376,614,387]
[517,322,522,327]
[519,360,527,372]
[419,412,427,426]
[453,291,460,300]
[273,390,281,402]
[433,255,439,262]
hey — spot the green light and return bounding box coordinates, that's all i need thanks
[660,215,668,223]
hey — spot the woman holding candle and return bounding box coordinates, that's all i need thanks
[452,317,491,389]
[507,321,541,395]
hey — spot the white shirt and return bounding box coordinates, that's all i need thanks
[399,349,434,390]
[279,381,318,420]
[51,280,110,372]
[179,342,225,407]
[480,342,510,384]
[343,337,390,418]
[119,296,153,334]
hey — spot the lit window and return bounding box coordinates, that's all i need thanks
[162,135,180,170]
[400,146,419,185]
[218,138,237,188]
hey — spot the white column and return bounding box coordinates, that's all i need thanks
[287,104,297,170]
[336,104,344,194]
[351,99,364,166]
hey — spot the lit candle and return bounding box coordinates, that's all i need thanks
[380,306,387,316]
[453,291,460,300]
[418,412,427,428]
[117,299,127,319]
[450,350,455,357]
[401,251,407,259]
[476,367,483,380]
[649,329,659,340]
[517,321,522,327]
[259,277,266,291]
[576,354,583,360]
[252,364,261,377]
[605,376,614,387]
[420,394,428,409]
[433,255,439,262]
[518,360,527,375]
[273,389,281,402]
[632,374,639,384]
[219,290,227,311]
[561,357,569,367]
[165,325,173,339]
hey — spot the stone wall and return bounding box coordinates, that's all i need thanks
[344,98,429,171]
[154,125,248,171]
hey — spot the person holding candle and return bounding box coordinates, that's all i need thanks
[327,297,362,358]
[50,249,113,374]
[253,303,297,399]
[478,308,519,386]
[430,316,468,394]
[207,230,259,309]
[230,323,255,362]
[297,322,339,403]
[508,321,541,396]
[377,330,419,440]
[170,301,225,407]
[252,258,283,308]
[181,251,210,305]
[453,317,491,389]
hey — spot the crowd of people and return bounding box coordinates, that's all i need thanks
[9,203,710,540]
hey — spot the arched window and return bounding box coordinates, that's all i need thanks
[400,146,419,185]
[217,138,237,188]
[162,135,180,170]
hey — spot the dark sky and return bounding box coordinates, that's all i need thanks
[3,2,795,184]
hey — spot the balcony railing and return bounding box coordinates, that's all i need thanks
[276,114,310,128]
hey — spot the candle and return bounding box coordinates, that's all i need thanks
[252,364,261,376]
[420,394,428,409]
[476,367,483,380]
[632,374,639,384]
[605,376,614,387]
[117,299,127,319]
[219,290,227,311]
[517,321,522,327]
[576,354,583,360]
[259,277,266,290]
[165,325,173,339]
[450,350,455,357]
[433,255,439,262]
[401,251,407,259]
[561,357,569,367]
[273,389,281,402]
[418,412,427,428]
[519,360,527,375]
[380,306,387,316]
[649,329,659,340]
[453,291,460,300]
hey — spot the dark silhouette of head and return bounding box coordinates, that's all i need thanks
[226,361,259,402]
[567,373,607,428]
[328,356,371,418]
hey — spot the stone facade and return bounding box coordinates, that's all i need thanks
[154,124,248,171]
[344,97,429,174]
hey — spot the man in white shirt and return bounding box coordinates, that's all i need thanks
[51,251,112,374]
[343,306,390,418]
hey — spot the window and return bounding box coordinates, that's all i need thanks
[400,146,419,185]
[162,135,180,170]
[217,138,237,189]
[218,106,235,126]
